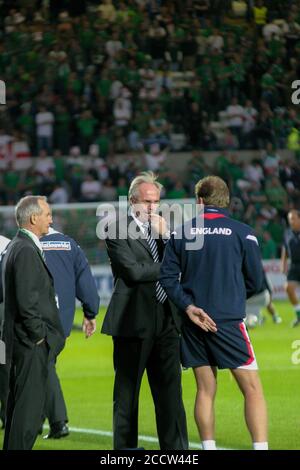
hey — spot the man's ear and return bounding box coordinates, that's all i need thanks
[30,213,37,226]
[196,197,204,205]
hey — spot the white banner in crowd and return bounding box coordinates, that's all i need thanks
[91,265,114,307]
[91,260,288,307]
[262,259,287,300]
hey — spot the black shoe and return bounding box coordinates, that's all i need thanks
[43,422,69,439]
[292,318,300,327]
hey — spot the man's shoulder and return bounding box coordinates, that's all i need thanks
[284,228,292,239]
[6,235,38,262]
[0,236,10,254]
[227,217,254,235]
[41,232,76,253]
[105,215,135,239]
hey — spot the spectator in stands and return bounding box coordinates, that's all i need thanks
[48,183,69,205]
[35,149,55,177]
[253,0,268,36]
[77,110,98,155]
[225,97,245,148]
[144,143,167,172]
[261,231,277,259]
[80,172,102,202]
[98,0,116,23]
[263,142,281,176]
[35,106,55,155]
[113,97,132,128]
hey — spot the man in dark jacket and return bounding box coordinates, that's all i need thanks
[2,196,65,450]
[0,235,10,429]
[101,171,192,450]
[160,176,268,450]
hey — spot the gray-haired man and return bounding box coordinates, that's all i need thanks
[2,196,65,450]
[101,171,188,450]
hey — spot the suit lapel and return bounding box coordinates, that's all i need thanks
[127,216,152,256]
[17,231,53,279]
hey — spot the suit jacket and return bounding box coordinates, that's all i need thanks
[3,231,65,362]
[101,216,182,338]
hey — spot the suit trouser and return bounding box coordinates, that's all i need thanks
[112,303,188,450]
[44,358,68,426]
[0,363,9,425]
[3,340,49,450]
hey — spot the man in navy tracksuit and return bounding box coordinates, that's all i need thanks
[40,228,100,439]
[281,209,300,326]
[160,176,268,450]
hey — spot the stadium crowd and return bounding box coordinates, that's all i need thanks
[1,0,300,259]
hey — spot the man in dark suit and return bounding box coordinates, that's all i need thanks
[0,235,10,429]
[2,196,65,450]
[101,171,188,450]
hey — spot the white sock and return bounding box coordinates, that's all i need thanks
[202,440,216,450]
[253,442,268,450]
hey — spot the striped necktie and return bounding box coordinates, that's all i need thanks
[41,249,46,263]
[144,224,167,304]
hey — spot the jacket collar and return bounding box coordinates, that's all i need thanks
[17,230,52,274]
[127,215,153,256]
[19,228,43,252]
[203,206,229,218]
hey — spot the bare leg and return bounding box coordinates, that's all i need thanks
[193,366,217,441]
[266,300,282,323]
[286,282,300,325]
[285,281,299,306]
[231,368,268,443]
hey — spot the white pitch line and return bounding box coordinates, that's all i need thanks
[43,425,233,450]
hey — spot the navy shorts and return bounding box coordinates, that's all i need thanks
[287,265,300,282]
[181,319,257,370]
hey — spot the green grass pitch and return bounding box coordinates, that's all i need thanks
[0,301,299,450]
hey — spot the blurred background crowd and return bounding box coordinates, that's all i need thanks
[1,0,300,261]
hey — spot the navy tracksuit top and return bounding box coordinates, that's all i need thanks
[41,230,100,337]
[160,206,264,323]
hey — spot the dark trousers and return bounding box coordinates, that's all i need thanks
[3,341,49,450]
[44,358,68,426]
[0,363,9,426]
[112,303,188,450]
[0,357,68,430]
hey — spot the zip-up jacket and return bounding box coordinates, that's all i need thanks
[160,206,264,322]
[41,230,100,337]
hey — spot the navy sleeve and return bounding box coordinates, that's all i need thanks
[73,241,100,318]
[242,231,264,299]
[283,230,289,253]
[160,235,194,311]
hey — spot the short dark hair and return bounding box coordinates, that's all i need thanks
[195,176,230,208]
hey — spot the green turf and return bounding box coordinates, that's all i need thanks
[1,301,299,450]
